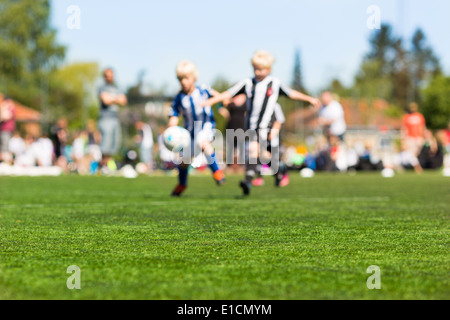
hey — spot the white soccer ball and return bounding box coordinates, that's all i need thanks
[443,168,450,177]
[381,168,395,178]
[163,126,191,153]
[121,165,138,179]
[300,168,315,178]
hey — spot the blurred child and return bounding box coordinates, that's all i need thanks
[394,140,423,174]
[35,134,54,167]
[135,121,154,173]
[72,131,90,175]
[15,135,37,167]
[201,50,320,195]
[7,131,25,163]
[167,61,226,197]
[418,129,444,170]
[252,102,286,186]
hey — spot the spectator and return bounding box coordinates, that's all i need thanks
[317,91,347,144]
[72,130,90,174]
[135,121,154,173]
[394,140,423,174]
[315,135,338,172]
[401,102,426,156]
[355,140,384,171]
[35,134,54,167]
[443,122,450,154]
[418,130,444,170]
[344,142,360,172]
[329,135,347,172]
[98,68,127,173]
[86,119,102,174]
[0,97,16,162]
[51,118,69,169]
[8,131,25,162]
[15,135,37,167]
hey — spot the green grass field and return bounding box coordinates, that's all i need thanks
[0,172,449,300]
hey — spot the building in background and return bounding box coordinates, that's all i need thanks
[0,94,42,137]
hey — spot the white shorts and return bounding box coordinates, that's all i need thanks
[191,126,215,168]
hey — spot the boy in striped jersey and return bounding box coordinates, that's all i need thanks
[252,102,286,187]
[168,61,226,197]
[202,50,320,196]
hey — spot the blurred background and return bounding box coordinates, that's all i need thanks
[0,0,449,176]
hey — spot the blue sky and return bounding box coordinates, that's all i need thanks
[50,0,450,95]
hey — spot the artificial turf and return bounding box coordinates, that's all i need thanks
[0,172,448,300]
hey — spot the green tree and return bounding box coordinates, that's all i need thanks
[354,24,442,112]
[421,75,450,130]
[410,28,442,103]
[0,0,66,108]
[324,78,352,98]
[49,62,100,128]
[292,49,305,92]
[126,70,146,105]
[354,24,398,103]
[365,24,398,76]
[391,38,412,110]
[211,76,231,133]
[354,60,393,102]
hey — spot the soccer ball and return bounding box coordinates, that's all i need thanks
[300,168,315,178]
[443,168,450,177]
[163,126,191,153]
[381,168,395,178]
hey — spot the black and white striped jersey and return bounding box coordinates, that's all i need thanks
[227,76,291,131]
[268,103,286,129]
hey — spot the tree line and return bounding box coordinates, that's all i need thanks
[327,24,449,130]
[0,1,448,130]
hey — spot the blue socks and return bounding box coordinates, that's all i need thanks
[178,166,188,186]
[178,152,219,186]
[206,152,219,174]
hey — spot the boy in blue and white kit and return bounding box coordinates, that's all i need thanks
[168,60,226,197]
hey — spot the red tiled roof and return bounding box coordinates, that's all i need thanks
[0,94,41,122]
[285,98,403,131]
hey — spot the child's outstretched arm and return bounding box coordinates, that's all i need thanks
[200,91,233,108]
[288,90,321,108]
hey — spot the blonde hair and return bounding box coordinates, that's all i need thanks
[176,60,198,79]
[251,50,275,69]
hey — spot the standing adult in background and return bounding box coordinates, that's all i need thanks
[401,102,426,157]
[98,68,127,172]
[0,96,16,163]
[317,91,347,144]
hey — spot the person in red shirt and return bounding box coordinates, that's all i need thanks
[401,102,426,156]
[0,96,16,162]
[444,122,450,153]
